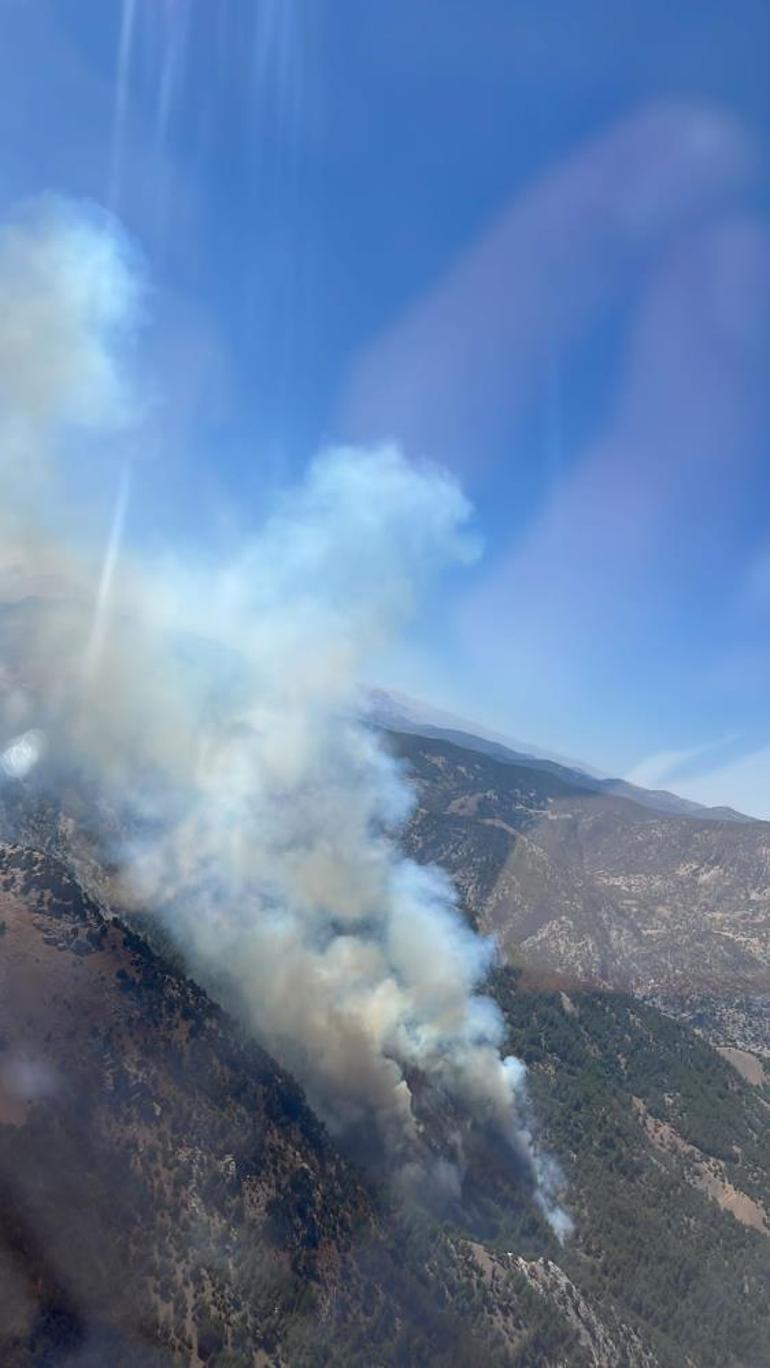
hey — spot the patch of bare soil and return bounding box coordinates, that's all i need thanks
[717,1046,766,1087]
[631,1097,769,1236]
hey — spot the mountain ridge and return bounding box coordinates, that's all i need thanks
[364,687,753,824]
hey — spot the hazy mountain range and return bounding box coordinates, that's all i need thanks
[364,687,753,824]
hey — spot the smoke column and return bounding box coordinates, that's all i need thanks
[0,199,571,1238]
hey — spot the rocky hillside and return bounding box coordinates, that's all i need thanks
[391,730,770,1054]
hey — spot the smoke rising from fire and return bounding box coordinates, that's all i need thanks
[0,199,571,1237]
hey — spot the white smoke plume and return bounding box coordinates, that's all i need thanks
[0,199,571,1237]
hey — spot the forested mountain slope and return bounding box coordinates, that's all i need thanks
[0,826,768,1365]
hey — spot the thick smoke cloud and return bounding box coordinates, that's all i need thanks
[0,200,571,1237]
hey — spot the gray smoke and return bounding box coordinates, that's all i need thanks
[0,199,571,1238]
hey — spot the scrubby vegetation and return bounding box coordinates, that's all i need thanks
[492,968,770,1367]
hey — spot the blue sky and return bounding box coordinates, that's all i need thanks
[4,1,770,814]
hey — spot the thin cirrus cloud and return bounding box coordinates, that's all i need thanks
[623,737,739,794]
[669,742,770,821]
